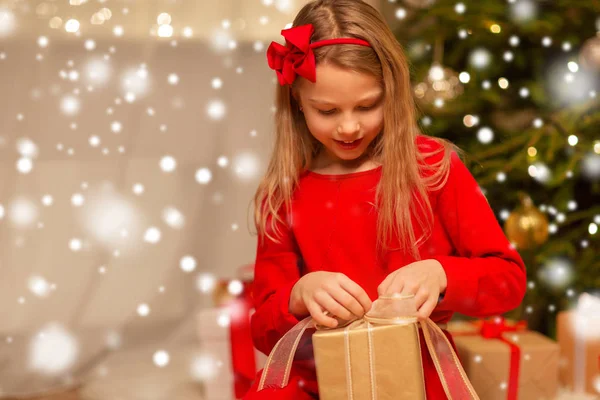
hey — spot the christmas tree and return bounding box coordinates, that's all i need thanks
[382,0,600,336]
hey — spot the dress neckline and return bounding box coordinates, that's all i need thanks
[304,165,382,180]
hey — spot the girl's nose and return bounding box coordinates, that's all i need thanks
[337,120,361,136]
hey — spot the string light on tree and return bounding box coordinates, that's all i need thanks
[581,153,600,180]
[463,114,479,127]
[568,135,578,146]
[414,63,464,108]
[510,0,538,23]
[538,257,574,290]
[529,162,552,183]
[542,36,552,47]
[477,127,494,144]
[469,48,492,69]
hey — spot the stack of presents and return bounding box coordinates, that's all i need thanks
[197,265,600,400]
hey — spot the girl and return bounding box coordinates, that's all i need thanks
[245,0,527,398]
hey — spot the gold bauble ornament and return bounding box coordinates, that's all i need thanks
[504,195,549,250]
[579,35,600,72]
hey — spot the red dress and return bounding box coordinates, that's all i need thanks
[244,136,527,399]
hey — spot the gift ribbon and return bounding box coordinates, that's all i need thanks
[452,317,527,400]
[225,281,257,399]
[257,294,480,400]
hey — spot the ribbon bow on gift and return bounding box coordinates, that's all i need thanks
[257,294,481,400]
[266,24,371,86]
[480,317,528,339]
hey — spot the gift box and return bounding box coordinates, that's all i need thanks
[312,319,426,399]
[197,268,266,400]
[557,293,600,395]
[197,307,267,400]
[555,387,600,400]
[449,317,559,400]
[256,295,480,400]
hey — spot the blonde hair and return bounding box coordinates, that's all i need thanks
[253,0,457,260]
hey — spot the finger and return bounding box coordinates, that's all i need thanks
[383,275,404,296]
[329,286,365,318]
[416,296,438,321]
[338,276,373,314]
[414,287,429,311]
[306,300,338,328]
[315,291,354,321]
[377,273,395,296]
[401,281,419,296]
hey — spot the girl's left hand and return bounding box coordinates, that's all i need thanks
[377,259,447,321]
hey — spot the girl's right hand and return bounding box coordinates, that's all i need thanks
[288,271,372,328]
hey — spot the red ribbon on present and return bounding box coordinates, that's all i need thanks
[453,317,527,400]
[225,280,257,399]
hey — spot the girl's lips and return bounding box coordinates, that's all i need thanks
[335,138,363,150]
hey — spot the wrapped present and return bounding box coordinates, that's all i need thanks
[448,317,559,400]
[555,387,600,399]
[197,265,267,400]
[557,293,600,394]
[256,294,480,400]
[197,307,267,399]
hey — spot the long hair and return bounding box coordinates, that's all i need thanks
[253,0,456,259]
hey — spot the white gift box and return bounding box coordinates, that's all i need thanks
[197,307,267,399]
[555,387,600,400]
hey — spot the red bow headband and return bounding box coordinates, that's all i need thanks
[267,24,371,86]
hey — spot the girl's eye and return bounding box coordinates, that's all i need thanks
[317,105,375,115]
[318,109,336,115]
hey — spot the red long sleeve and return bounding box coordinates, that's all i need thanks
[250,211,302,356]
[433,151,527,317]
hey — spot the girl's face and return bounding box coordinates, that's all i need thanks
[296,64,384,166]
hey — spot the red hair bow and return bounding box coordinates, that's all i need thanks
[266,24,371,86]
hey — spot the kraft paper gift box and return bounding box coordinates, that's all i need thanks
[312,319,426,399]
[256,295,480,400]
[449,317,559,400]
[557,293,600,395]
[197,307,267,399]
